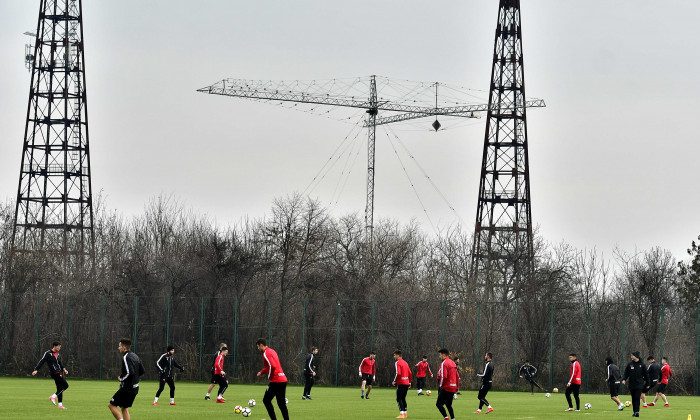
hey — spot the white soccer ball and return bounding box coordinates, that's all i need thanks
[584,403,591,410]
[241,407,252,417]
[545,393,551,398]
[453,394,458,400]
[285,397,289,404]
[248,399,256,407]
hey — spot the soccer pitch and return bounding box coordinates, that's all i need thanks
[0,377,697,419]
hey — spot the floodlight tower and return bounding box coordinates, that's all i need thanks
[10,0,95,278]
[471,0,534,301]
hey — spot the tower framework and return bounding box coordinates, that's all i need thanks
[11,0,94,276]
[471,0,534,301]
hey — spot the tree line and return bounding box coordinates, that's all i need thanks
[1,193,699,393]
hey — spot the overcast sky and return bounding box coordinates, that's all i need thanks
[1,1,699,261]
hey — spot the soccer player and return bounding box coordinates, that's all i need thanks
[212,347,229,403]
[622,351,649,418]
[32,341,69,409]
[518,360,542,395]
[205,342,227,400]
[453,356,462,395]
[359,351,376,399]
[475,352,494,414]
[153,345,184,406]
[604,357,624,411]
[256,338,289,420]
[302,346,318,400]
[392,350,412,419]
[652,356,672,407]
[564,353,582,412]
[642,355,660,407]
[108,339,145,420]
[414,355,433,395]
[435,348,457,420]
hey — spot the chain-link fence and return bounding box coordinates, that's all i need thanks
[2,293,698,395]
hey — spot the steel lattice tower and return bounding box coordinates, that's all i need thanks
[471,0,533,301]
[10,0,94,275]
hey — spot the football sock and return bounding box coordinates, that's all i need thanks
[154,397,158,403]
[51,393,57,398]
[170,398,174,403]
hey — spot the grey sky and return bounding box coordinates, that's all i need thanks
[1,1,698,261]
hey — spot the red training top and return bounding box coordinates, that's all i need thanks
[437,358,458,393]
[259,347,287,383]
[569,360,582,385]
[660,364,672,384]
[214,353,225,375]
[415,360,433,378]
[359,357,376,376]
[394,358,412,386]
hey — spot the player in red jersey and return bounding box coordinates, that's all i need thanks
[205,342,227,400]
[652,356,673,407]
[414,355,433,395]
[359,351,376,399]
[392,350,412,419]
[213,347,228,403]
[256,338,289,420]
[436,348,457,420]
[564,353,582,412]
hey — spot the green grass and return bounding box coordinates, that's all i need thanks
[0,377,698,419]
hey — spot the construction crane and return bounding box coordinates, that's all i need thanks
[197,75,545,243]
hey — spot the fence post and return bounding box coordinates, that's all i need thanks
[301,299,306,384]
[659,304,665,358]
[199,297,204,382]
[66,295,72,367]
[549,302,554,391]
[405,301,410,352]
[335,301,341,386]
[441,301,446,348]
[695,305,700,396]
[586,302,591,393]
[132,296,138,353]
[2,294,8,376]
[370,301,375,352]
[621,301,626,378]
[166,296,171,345]
[267,300,272,345]
[233,298,238,378]
[476,301,481,381]
[512,301,517,388]
[35,293,40,359]
[99,295,105,380]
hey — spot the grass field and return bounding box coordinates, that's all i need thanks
[0,377,697,419]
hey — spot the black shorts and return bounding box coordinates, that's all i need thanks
[110,387,138,408]
[361,373,373,385]
[210,371,217,384]
[645,382,658,393]
[608,383,620,397]
[657,383,667,393]
[436,388,455,406]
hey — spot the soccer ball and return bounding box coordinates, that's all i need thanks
[584,403,592,409]
[285,397,289,404]
[241,407,252,417]
[545,393,551,398]
[453,394,458,400]
[624,401,631,407]
[552,387,559,393]
[248,399,256,407]
[234,405,243,414]
[426,390,432,396]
